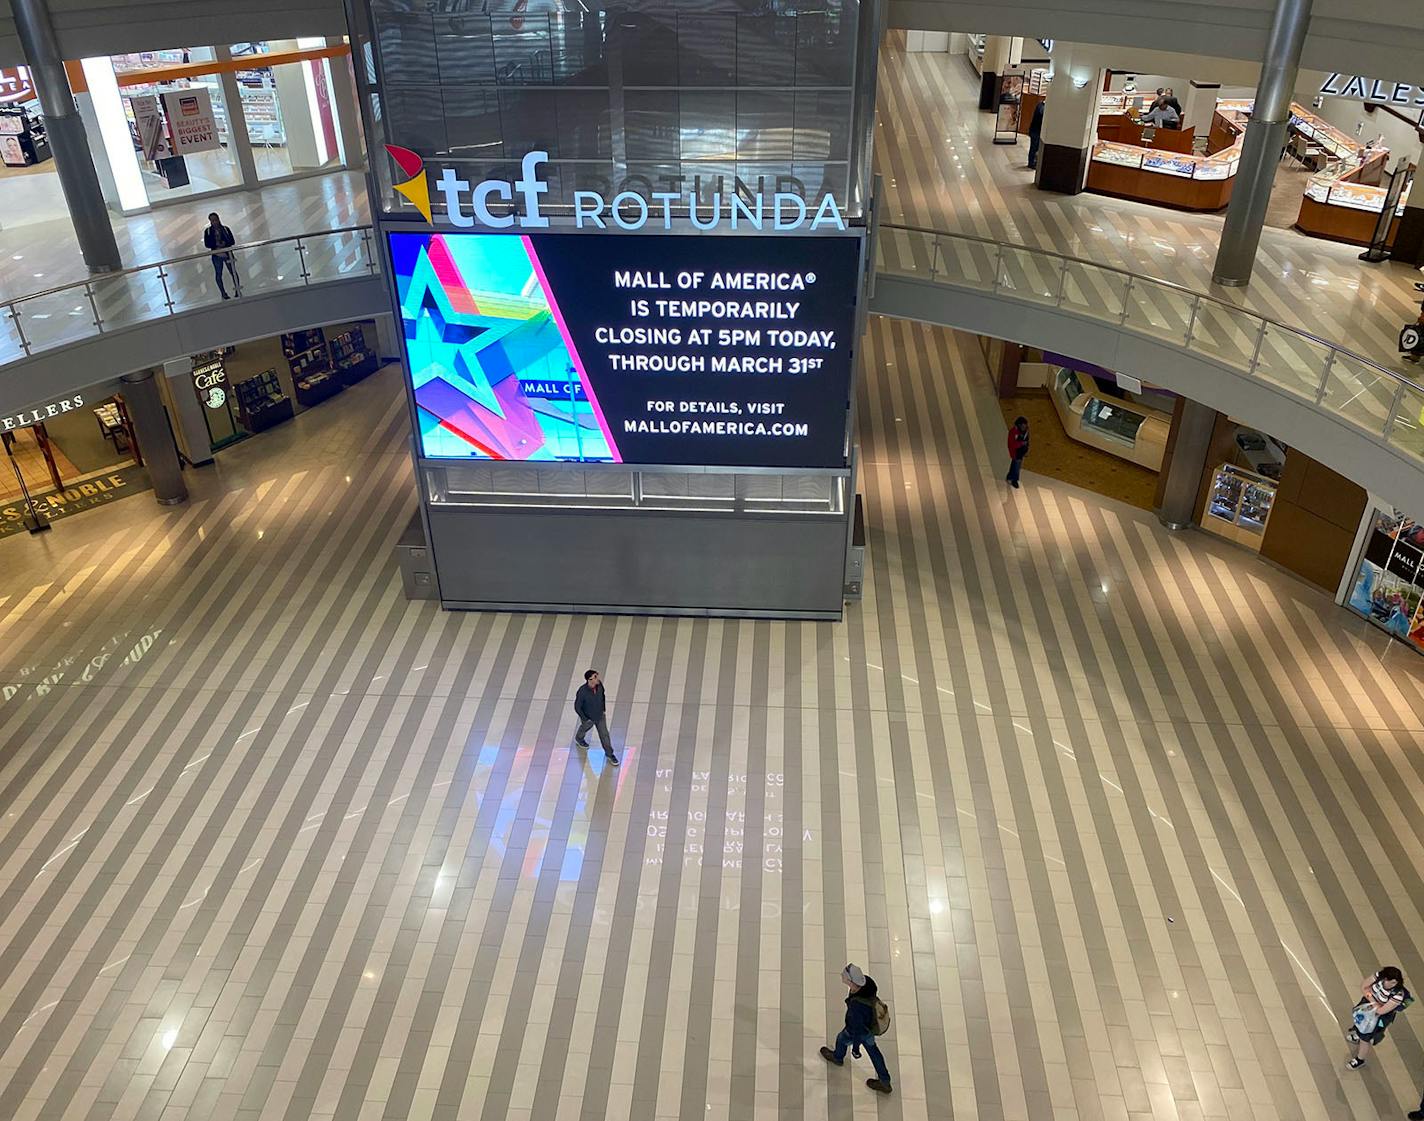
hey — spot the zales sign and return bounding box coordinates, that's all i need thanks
[1319,73,1424,107]
[387,147,848,233]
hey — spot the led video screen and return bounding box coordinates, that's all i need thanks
[388,231,860,469]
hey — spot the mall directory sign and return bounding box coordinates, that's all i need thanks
[388,231,860,469]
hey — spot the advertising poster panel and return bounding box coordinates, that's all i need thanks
[389,231,860,469]
[160,88,220,154]
[129,94,171,159]
[1348,510,1424,654]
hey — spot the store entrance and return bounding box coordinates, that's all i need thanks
[0,394,148,538]
[984,336,1369,593]
[0,81,66,230]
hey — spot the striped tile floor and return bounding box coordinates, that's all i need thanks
[2,324,1423,1121]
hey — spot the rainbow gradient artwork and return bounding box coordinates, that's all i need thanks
[389,232,617,462]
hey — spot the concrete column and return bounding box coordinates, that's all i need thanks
[373,313,401,360]
[121,369,187,505]
[1182,81,1222,138]
[1391,165,1424,265]
[849,0,887,213]
[10,0,122,272]
[161,358,215,466]
[905,32,950,53]
[979,36,1011,110]
[1155,398,1216,529]
[1036,47,1102,195]
[1211,0,1314,286]
[329,49,366,169]
[215,46,260,188]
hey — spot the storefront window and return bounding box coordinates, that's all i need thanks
[233,41,345,180]
[125,75,243,201]
[76,42,351,215]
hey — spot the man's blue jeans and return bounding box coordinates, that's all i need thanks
[833,1028,891,1085]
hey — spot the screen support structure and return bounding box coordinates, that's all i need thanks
[342,0,874,618]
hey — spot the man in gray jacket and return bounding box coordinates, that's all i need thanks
[573,669,619,765]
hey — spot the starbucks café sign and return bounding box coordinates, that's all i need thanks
[1319,73,1424,106]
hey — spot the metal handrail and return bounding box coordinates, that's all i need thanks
[879,221,1420,396]
[2,218,1420,458]
[4,223,376,306]
[0,225,380,364]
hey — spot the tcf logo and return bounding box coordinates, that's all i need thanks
[385,144,432,223]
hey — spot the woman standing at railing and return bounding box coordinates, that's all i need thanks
[203,212,241,300]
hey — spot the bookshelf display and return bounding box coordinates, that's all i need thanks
[329,326,380,386]
[232,368,294,432]
[283,329,342,407]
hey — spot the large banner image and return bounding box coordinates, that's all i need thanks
[389,231,860,468]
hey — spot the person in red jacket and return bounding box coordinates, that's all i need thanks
[1006,416,1030,488]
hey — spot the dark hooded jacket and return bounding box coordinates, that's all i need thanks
[844,976,880,1037]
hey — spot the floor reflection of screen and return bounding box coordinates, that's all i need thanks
[643,771,810,876]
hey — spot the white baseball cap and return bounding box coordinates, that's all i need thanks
[842,963,866,987]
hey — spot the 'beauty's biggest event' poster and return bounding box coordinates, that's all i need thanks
[388,231,860,469]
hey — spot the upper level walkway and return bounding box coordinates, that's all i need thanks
[0,170,368,305]
[0,44,1419,382]
[874,35,1423,384]
[1,57,1422,513]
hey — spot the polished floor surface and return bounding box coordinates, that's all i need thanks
[0,170,374,364]
[875,36,1423,377]
[0,169,369,303]
[3,324,1424,1121]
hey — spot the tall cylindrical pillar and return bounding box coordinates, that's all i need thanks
[1155,398,1217,530]
[121,369,188,506]
[1211,0,1314,286]
[10,0,122,273]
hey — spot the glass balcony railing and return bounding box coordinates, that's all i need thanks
[0,226,380,366]
[876,223,1424,468]
[4,218,1422,475]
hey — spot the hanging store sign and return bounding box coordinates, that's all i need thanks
[1319,73,1424,106]
[129,94,172,160]
[160,88,220,154]
[0,67,32,105]
[2,394,85,432]
[386,147,847,233]
[192,359,228,409]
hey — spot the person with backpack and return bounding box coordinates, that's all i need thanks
[1006,416,1030,489]
[819,962,892,1094]
[1347,965,1410,1069]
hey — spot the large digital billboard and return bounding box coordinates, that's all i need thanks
[389,231,860,469]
